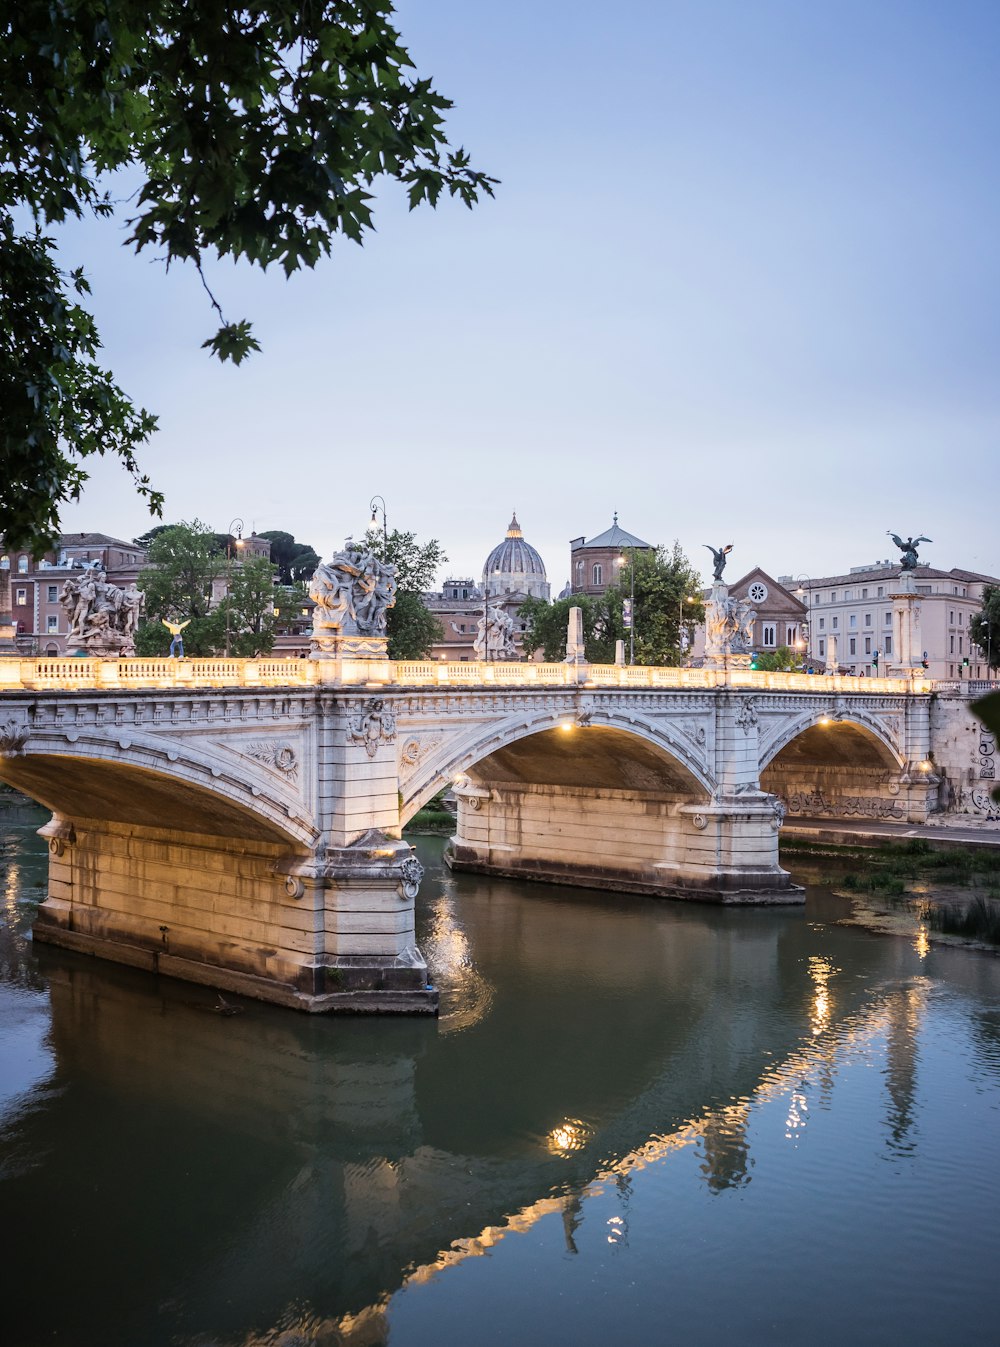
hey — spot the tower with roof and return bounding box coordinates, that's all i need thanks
[568,513,653,596]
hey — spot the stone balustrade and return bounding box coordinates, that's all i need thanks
[0,656,930,695]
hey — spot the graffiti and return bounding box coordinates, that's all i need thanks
[782,790,905,821]
[972,729,996,812]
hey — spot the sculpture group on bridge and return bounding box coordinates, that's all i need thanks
[706,593,756,655]
[473,604,518,660]
[60,564,144,657]
[309,548,398,641]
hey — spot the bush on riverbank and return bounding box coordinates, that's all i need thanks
[929,895,1000,945]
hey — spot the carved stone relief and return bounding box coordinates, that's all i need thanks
[347,699,397,758]
[242,740,299,782]
[0,719,29,755]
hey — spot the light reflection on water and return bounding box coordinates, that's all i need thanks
[1,814,1000,1346]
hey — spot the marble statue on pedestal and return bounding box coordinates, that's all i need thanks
[59,565,144,657]
[474,604,518,660]
[309,549,397,657]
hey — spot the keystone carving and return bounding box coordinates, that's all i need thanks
[347,698,397,758]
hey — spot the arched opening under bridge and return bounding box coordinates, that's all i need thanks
[444,722,797,903]
[761,716,915,824]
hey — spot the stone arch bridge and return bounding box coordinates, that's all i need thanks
[0,657,937,1013]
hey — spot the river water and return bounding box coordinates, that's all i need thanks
[3,791,1000,1347]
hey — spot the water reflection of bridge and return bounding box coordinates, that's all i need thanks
[2,840,935,1347]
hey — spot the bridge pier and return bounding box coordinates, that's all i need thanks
[33,815,435,1013]
[444,782,798,902]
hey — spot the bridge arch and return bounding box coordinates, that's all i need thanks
[760,708,905,775]
[760,708,909,822]
[400,706,715,824]
[0,727,316,851]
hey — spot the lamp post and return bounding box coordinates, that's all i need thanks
[794,574,812,665]
[369,496,388,547]
[617,551,635,664]
[224,517,244,658]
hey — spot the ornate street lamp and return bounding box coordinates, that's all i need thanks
[225,518,244,657]
[616,552,636,664]
[794,574,812,665]
[369,496,388,547]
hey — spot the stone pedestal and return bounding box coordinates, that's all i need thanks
[888,571,925,676]
[825,633,838,674]
[310,632,389,661]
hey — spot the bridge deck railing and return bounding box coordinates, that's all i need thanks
[0,657,931,695]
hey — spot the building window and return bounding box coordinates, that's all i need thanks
[819,638,826,657]
[844,590,852,601]
[864,613,872,626]
[15,587,26,605]
[849,637,857,655]
[884,636,892,655]
[861,588,868,599]
[592,564,603,586]
[949,610,954,624]
[832,617,839,630]
[819,617,825,631]
[959,637,963,655]
[830,592,836,602]
[884,612,892,626]
[17,555,28,574]
[762,624,776,647]
[950,634,955,653]
[785,624,797,645]
[865,637,871,655]
[877,586,884,598]
[46,615,58,633]
[849,614,857,628]
[47,585,58,602]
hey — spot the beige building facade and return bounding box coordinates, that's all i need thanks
[789,561,998,681]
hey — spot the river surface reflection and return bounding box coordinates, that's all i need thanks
[3,792,1000,1346]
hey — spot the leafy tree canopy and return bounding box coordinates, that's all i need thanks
[753,644,804,672]
[258,530,320,583]
[520,594,617,664]
[134,519,224,655]
[521,544,704,666]
[970,585,1000,671]
[603,543,705,666]
[218,555,278,657]
[2,2,496,553]
[361,526,445,658]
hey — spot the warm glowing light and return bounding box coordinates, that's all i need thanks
[920,760,932,772]
[547,1119,590,1154]
[559,721,574,732]
[915,926,930,958]
[808,955,838,1037]
[819,716,831,725]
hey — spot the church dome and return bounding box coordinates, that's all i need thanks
[482,513,550,600]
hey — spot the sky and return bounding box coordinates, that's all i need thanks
[53,0,1000,590]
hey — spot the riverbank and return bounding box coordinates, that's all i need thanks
[782,832,1000,954]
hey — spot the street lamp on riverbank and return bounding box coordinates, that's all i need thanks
[616,551,636,664]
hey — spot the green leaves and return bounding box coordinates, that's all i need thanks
[201,320,262,365]
[1,2,496,551]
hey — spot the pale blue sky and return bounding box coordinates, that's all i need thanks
[56,0,1000,587]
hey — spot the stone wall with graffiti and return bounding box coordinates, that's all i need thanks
[761,764,907,822]
[930,692,998,815]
